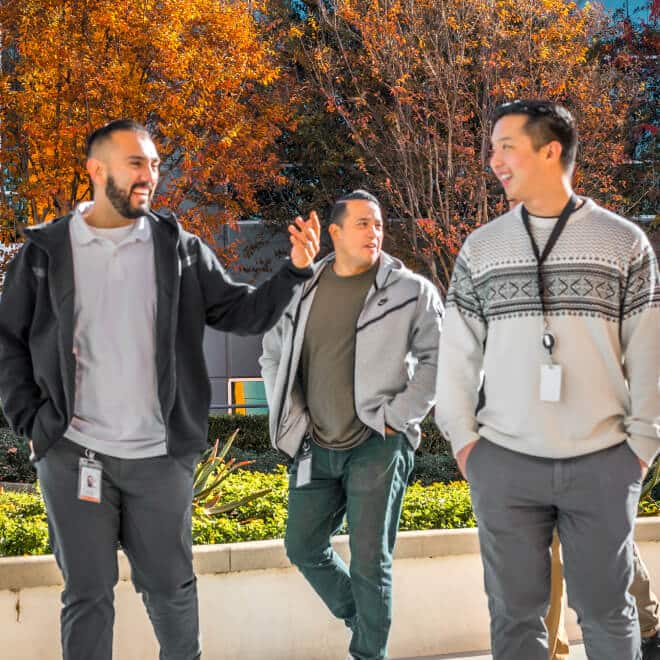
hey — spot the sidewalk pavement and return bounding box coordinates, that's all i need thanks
[399,642,587,659]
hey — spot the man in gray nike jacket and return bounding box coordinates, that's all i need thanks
[260,189,442,660]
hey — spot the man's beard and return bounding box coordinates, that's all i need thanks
[106,175,152,219]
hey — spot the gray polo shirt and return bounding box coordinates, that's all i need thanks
[64,202,167,458]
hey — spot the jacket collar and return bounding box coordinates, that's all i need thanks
[305,250,406,293]
[21,207,180,309]
[22,213,73,254]
[22,206,179,252]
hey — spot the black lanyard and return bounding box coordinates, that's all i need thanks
[521,194,578,354]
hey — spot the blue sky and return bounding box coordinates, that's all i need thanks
[585,0,651,19]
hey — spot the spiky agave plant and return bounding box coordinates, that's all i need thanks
[193,429,271,517]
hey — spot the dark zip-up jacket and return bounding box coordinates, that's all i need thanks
[0,210,312,460]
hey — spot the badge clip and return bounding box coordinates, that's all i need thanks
[296,440,312,488]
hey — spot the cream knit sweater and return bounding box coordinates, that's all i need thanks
[435,198,660,465]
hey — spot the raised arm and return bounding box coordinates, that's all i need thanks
[200,212,320,335]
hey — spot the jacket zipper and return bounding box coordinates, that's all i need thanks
[274,294,304,452]
[352,277,385,431]
[164,234,182,455]
[274,264,328,455]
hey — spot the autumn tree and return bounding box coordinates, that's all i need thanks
[301,0,641,293]
[0,243,18,290]
[586,1,658,220]
[0,0,290,255]
[249,0,369,262]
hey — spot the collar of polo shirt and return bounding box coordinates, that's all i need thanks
[72,201,151,246]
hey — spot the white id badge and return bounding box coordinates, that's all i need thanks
[540,364,562,402]
[296,453,312,488]
[78,457,103,503]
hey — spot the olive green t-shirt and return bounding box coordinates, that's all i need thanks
[300,261,378,449]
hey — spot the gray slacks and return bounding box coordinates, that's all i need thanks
[36,438,201,660]
[467,439,643,660]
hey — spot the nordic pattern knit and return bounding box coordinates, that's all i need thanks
[435,198,660,465]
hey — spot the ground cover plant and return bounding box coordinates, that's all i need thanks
[0,468,475,556]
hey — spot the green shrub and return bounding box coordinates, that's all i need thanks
[0,408,8,428]
[208,414,451,456]
[225,447,287,474]
[2,465,658,557]
[193,468,289,544]
[639,499,660,517]
[411,453,459,485]
[0,429,36,483]
[0,414,455,485]
[639,458,660,517]
[419,417,451,455]
[0,468,478,555]
[0,489,50,556]
[208,414,271,453]
[400,480,476,530]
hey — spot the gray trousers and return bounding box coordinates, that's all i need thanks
[467,439,643,660]
[35,438,201,660]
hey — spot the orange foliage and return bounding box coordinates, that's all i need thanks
[304,0,636,292]
[0,0,290,253]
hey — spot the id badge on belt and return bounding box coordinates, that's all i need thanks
[296,439,313,488]
[78,451,103,503]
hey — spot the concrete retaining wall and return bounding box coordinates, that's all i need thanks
[1,519,658,659]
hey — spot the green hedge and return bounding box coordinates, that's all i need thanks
[399,480,475,530]
[411,452,460,485]
[0,408,449,452]
[208,414,451,455]
[0,414,455,485]
[208,414,272,453]
[225,446,458,485]
[0,488,50,556]
[1,467,474,556]
[213,415,455,484]
[0,429,36,483]
[2,464,657,557]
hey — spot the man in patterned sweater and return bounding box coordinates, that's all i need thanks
[435,100,659,660]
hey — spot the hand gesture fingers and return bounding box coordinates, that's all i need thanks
[289,211,320,268]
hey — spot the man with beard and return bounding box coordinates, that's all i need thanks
[0,119,320,660]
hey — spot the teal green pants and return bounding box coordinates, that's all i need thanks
[285,432,414,660]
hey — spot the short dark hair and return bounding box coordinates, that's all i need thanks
[491,100,578,171]
[329,189,382,226]
[86,119,152,158]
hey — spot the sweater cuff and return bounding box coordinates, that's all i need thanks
[435,415,480,458]
[284,260,314,280]
[626,435,660,468]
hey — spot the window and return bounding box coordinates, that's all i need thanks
[227,378,268,415]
